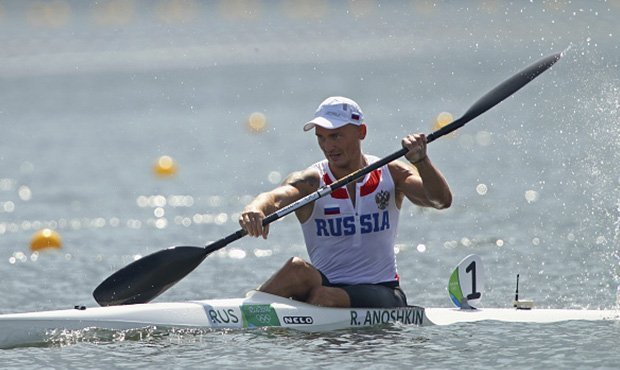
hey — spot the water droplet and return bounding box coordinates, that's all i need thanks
[525,190,539,203]
[268,171,282,184]
[228,248,246,259]
[18,186,32,201]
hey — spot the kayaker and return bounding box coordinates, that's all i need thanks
[239,96,452,308]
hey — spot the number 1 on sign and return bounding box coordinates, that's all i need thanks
[448,254,484,309]
[466,261,481,300]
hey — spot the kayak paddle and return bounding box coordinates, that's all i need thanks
[93,50,563,306]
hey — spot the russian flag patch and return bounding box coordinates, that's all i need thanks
[324,205,340,215]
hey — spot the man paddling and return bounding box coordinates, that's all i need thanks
[239,96,452,308]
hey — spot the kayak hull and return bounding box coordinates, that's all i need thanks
[1,291,618,348]
[0,291,427,348]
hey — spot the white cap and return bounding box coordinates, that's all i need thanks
[303,96,364,131]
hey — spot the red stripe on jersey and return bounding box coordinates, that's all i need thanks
[360,169,381,196]
[323,173,348,199]
[323,169,382,199]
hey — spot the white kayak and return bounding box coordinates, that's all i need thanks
[1,290,618,349]
[0,290,421,348]
[1,254,618,348]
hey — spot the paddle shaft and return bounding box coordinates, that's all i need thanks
[93,51,562,306]
[204,51,563,256]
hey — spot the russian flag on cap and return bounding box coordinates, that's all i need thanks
[351,112,360,121]
[324,205,340,215]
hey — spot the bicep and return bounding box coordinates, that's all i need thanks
[277,168,320,221]
[273,168,320,208]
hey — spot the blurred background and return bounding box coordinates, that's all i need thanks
[0,0,619,310]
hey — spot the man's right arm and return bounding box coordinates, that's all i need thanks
[239,167,319,239]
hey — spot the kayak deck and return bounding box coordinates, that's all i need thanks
[1,291,618,348]
[424,307,619,326]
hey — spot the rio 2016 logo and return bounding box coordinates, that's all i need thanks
[240,304,281,327]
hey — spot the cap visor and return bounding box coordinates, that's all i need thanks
[303,117,349,131]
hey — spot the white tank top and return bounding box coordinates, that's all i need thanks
[300,155,400,285]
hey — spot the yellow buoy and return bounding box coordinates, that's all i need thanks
[247,112,267,133]
[30,228,62,251]
[433,112,454,131]
[153,155,178,177]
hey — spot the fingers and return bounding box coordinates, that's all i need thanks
[261,224,269,240]
[402,133,427,164]
[239,210,268,239]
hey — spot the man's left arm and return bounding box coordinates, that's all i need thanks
[390,133,452,209]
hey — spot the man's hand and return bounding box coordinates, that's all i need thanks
[239,207,269,239]
[402,133,428,165]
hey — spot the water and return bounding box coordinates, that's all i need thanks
[1,0,619,368]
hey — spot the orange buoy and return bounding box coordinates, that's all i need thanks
[433,111,454,131]
[153,155,178,177]
[247,112,267,133]
[30,228,62,251]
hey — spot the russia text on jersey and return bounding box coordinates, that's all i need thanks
[314,210,390,236]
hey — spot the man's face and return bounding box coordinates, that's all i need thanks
[315,124,365,170]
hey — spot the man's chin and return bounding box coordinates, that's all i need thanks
[327,157,342,165]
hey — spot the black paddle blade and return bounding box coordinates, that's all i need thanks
[93,246,207,306]
[428,51,562,142]
[462,51,562,122]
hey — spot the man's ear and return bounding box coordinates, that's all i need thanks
[360,124,367,140]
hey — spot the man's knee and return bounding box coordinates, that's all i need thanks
[282,257,314,276]
[270,257,319,287]
[285,256,307,268]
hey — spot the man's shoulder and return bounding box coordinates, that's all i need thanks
[284,166,321,192]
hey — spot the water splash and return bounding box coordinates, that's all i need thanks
[559,46,620,296]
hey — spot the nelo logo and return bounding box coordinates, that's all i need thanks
[283,316,314,325]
